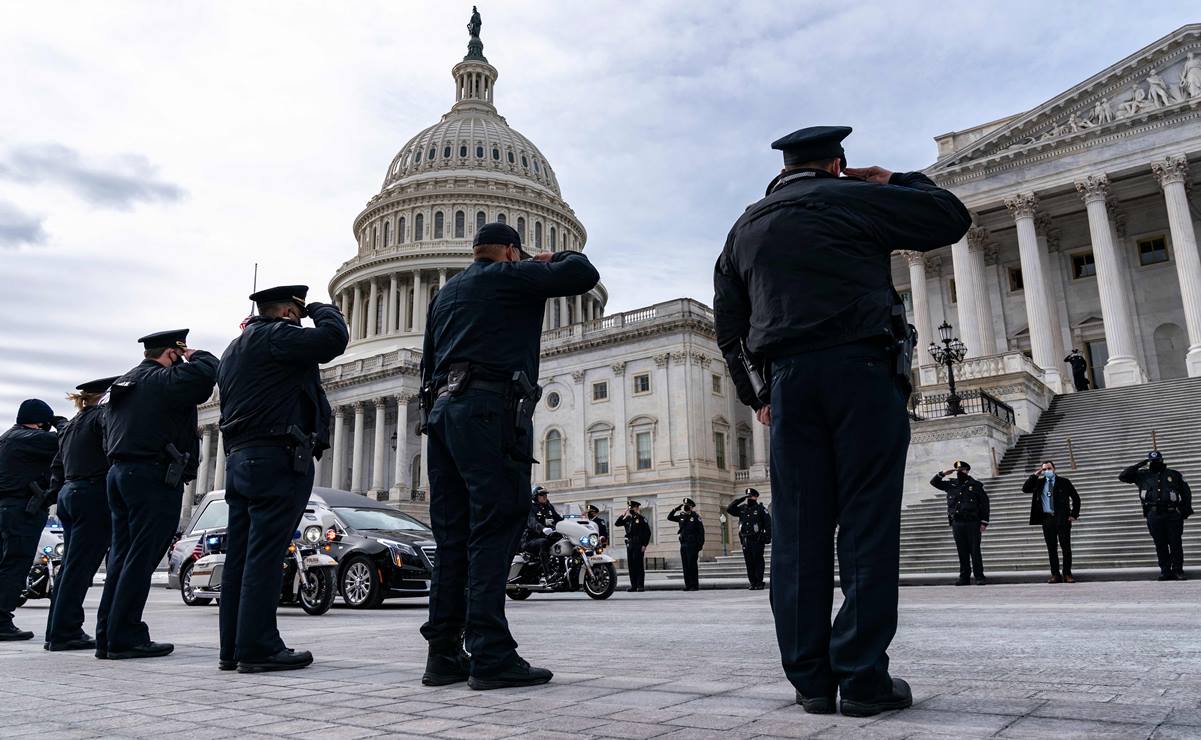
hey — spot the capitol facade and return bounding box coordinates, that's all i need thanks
[194,18,1201,563]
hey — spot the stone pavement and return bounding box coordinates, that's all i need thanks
[1,580,1200,739]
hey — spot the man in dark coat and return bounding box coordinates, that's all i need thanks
[727,487,771,589]
[523,486,563,583]
[1064,349,1090,391]
[1121,450,1193,580]
[714,125,970,716]
[216,285,348,673]
[668,498,705,591]
[585,504,609,544]
[930,461,990,586]
[1022,461,1081,583]
[615,500,652,592]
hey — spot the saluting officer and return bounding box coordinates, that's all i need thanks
[585,504,609,543]
[930,461,990,586]
[615,500,652,592]
[0,399,67,641]
[668,498,705,591]
[1064,349,1090,392]
[216,285,348,673]
[100,329,217,659]
[418,222,598,690]
[44,377,119,651]
[728,487,771,590]
[1121,451,1193,580]
[714,126,971,716]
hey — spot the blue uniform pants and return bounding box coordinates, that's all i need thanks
[0,500,47,629]
[45,478,111,643]
[1147,511,1185,575]
[768,341,909,702]
[219,446,313,662]
[420,389,530,676]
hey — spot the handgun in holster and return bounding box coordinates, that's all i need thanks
[739,339,769,407]
[417,381,435,436]
[25,481,49,515]
[506,371,542,464]
[286,424,316,474]
[164,443,190,488]
[890,303,918,393]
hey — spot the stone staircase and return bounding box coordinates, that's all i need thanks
[688,376,1201,581]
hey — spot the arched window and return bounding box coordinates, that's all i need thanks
[414,150,422,163]
[496,213,506,225]
[533,160,540,174]
[553,299,561,328]
[428,147,436,161]
[492,147,500,160]
[459,144,468,157]
[443,145,451,158]
[549,226,557,250]
[372,226,378,249]
[398,216,406,244]
[454,211,465,238]
[517,217,526,242]
[434,212,444,239]
[507,150,515,164]
[414,213,424,241]
[521,155,529,168]
[545,430,563,480]
[383,221,390,246]
[534,221,543,248]
[476,211,486,231]
[476,145,484,158]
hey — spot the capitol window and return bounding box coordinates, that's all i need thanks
[415,213,424,241]
[454,211,465,238]
[714,431,727,471]
[593,438,609,475]
[476,211,486,231]
[549,226,557,250]
[507,150,515,164]
[1072,252,1096,279]
[476,145,485,158]
[711,374,722,394]
[443,146,451,158]
[635,432,652,470]
[398,217,406,243]
[737,435,750,470]
[521,155,528,168]
[428,147,436,160]
[383,221,390,247]
[1137,236,1169,266]
[497,213,506,224]
[492,147,500,160]
[633,373,651,395]
[434,212,444,239]
[459,144,468,157]
[535,221,542,248]
[948,278,957,304]
[592,381,608,402]
[546,391,561,410]
[1008,267,1024,293]
[545,430,563,480]
[415,150,422,163]
[517,217,526,241]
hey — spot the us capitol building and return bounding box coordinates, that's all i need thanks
[195,16,1201,565]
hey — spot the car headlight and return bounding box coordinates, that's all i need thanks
[588,534,599,548]
[379,539,416,568]
[302,526,322,545]
[53,542,65,558]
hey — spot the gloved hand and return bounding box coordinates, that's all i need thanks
[52,416,70,430]
[542,527,554,536]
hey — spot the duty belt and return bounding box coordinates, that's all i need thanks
[436,378,511,399]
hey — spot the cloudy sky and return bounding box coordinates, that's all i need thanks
[1,1,1197,419]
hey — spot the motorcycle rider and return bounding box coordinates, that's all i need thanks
[728,487,771,590]
[1120,450,1193,580]
[524,487,563,585]
[669,498,705,591]
[615,500,652,592]
[585,504,609,544]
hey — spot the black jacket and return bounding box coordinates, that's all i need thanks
[615,510,652,547]
[422,252,599,389]
[727,496,771,544]
[1022,473,1081,526]
[930,473,991,525]
[1120,462,1193,519]
[588,515,609,540]
[105,352,219,482]
[714,169,971,409]
[526,501,563,539]
[49,405,109,496]
[217,305,348,455]
[0,424,63,498]
[668,506,705,547]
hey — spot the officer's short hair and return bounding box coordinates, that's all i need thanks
[786,156,841,172]
[144,347,171,360]
[257,300,296,317]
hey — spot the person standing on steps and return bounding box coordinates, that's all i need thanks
[728,488,771,590]
[930,461,989,586]
[1121,450,1192,581]
[615,500,652,592]
[1064,349,1090,392]
[668,498,704,591]
[1023,461,1081,584]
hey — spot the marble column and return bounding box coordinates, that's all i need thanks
[751,411,768,473]
[439,268,448,289]
[370,398,388,496]
[413,271,425,333]
[950,236,985,357]
[966,227,997,355]
[213,432,227,489]
[1034,215,1069,372]
[338,292,349,322]
[351,402,366,493]
[654,353,672,465]
[386,274,397,335]
[196,426,213,495]
[1153,155,1201,376]
[398,280,410,333]
[393,395,410,495]
[330,407,347,490]
[574,295,583,326]
[352,283,363,341]
[1075,174,1146,386]
[900,251,934,366]
[559,297,569,327]
[1004,193,1064,392]
[366,279,379,337]
[611,362,628,476]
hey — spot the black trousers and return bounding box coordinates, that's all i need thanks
[1072,372,1089,392]
[1147,511,1185,575]
[97,462,182,653]
[951,521,984,579]
[742,539,766,586]
[45,478,111,643]
[219,447,313,662]
[626,543,646,588]
[768,342,910,701]
[680,543,700,589]
[420,390,530,676]
[1040,515,1072,576]
[0,499,48,629]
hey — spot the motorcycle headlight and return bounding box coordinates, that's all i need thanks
[42,545,53,555]
[579,535,589,546]
[303,526,322,545]
[588,534,599,548]
[53,542,65,558]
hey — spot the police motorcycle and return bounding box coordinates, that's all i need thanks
[190,517,340,616]
[16,529,64,608]
[506,504,617,600]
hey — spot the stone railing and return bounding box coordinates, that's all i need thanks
[541,299,715,349]
[322,348,422,383]
[920,351,1046,386]
[542,479,573,491]
[734,469,751,481]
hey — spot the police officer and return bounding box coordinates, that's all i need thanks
[930,461,990,586]
[100,329,217,659]
[728,487,771,590]
[1064,349,1090,392]
[714,126,971,716]
[44,377,118,651]
[216,285,348,673]
[615,500,652,592]
[418,222,597,690]
[585,504,609,543]
[0,400,67,641]
[668,498,705,591]
[1121,451,1193,580]
[523,486,563,584]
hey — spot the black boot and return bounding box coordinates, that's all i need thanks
[0,624,34,642]
[795,689,836,714]
[423,643,471,686]
[840,678,913,718]
[468,656,553,690]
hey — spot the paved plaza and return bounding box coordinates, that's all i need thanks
[1,580,1200,738]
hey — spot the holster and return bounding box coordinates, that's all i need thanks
[739,339,770,407]
[286,424,316,474]
[164,443,189,488]
[417,381,435,436]
[890,303,917,395]
[504,371,541,464]
[24,481,49,515]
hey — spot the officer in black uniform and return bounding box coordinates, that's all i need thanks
[216,285,348,673]
[523,486,563,583]
[728,487,771,590]
[100,329,217,659]
[615,500,651,592]
[44,377,118,651]
[714,126,971,716]
[0,399,67,641]
[1121,451,1193,580]
[1064,349,1090,392]
[930,461,990,586]
[418,222,598,690]
[668,498,705,591]
[585,504,609,543]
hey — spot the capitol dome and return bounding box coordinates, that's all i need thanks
[329,8,606,356]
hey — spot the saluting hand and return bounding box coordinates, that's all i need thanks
[532,252,554,263]
[183,349,198,361]
[843,166,894,184]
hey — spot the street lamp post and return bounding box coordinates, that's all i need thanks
[928,321,968,416]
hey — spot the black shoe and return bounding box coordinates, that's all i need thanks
[468,657,553,690]
[94,649,108,659]
[795,690,836,714]
[1158,573,1175,581]
[237,648,313,673]
[954,577,969,586]
[636,587,646,592]
[747,584,756,590]
[626,586,638,592]
[840,678,913,718]
[0,625,35,642]
[218,659,238,671]
[47,636,97,652]
[974,576,987,586]
[1175,571,1188,581]
[108,642,174,660]
[423,648,470,686]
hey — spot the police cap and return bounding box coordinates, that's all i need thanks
[138,329,189,350]
[771,125,852,168]
[474,222,531,259]
[250,284,309,305]
[76,376,120,394]
[1148,450,1164,462]
[627,500,641,509]
[745,487,759,498]
[953,460,971,472]
[16,399,54,425]
[587,504,600,515]
[683,497,696,508]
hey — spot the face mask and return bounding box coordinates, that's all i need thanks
[1045,471,1055,480]
[1151,461,1166,471]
